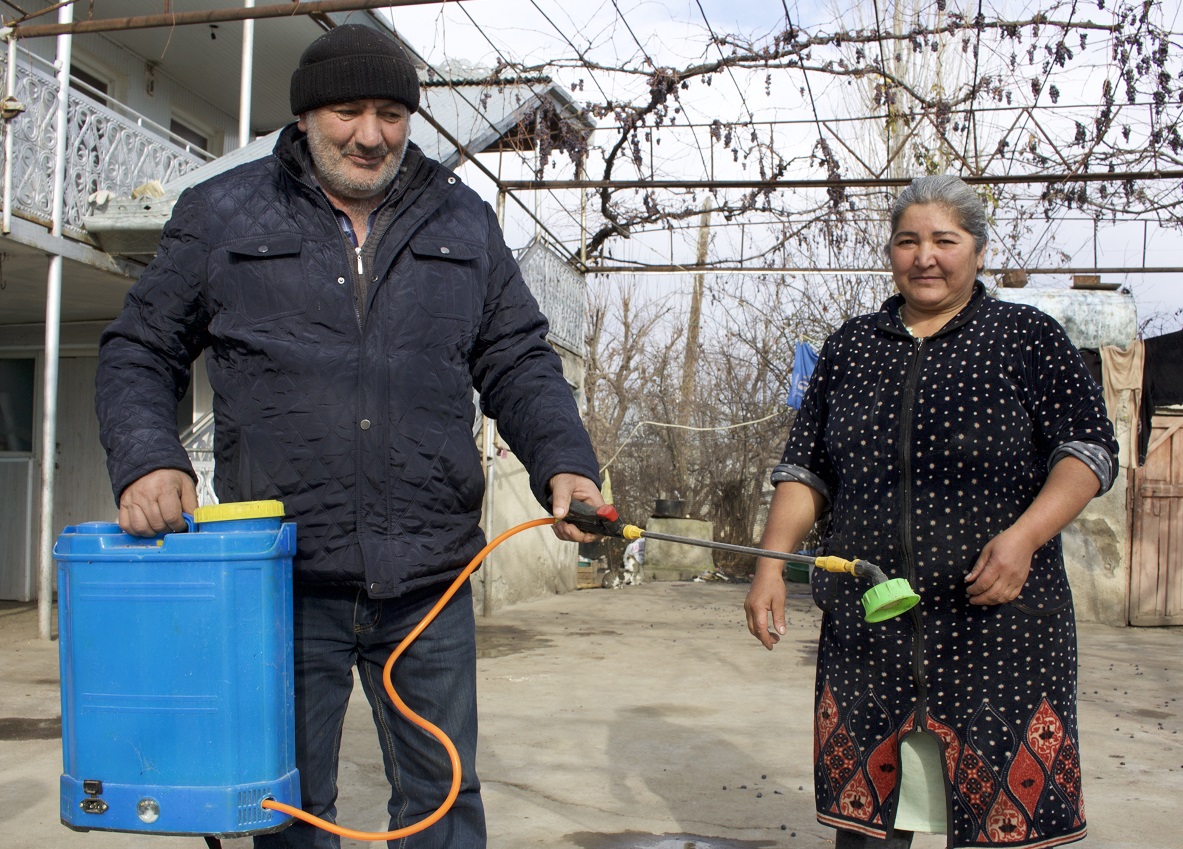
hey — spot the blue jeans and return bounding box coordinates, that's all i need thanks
[256,581,485,849]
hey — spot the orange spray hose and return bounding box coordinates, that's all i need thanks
[261,516,557,841]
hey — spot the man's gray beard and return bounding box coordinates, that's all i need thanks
[307,130,408,201]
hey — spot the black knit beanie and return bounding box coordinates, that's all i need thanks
[290,24,420,115]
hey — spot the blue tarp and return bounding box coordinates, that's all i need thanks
[786,340,819,409]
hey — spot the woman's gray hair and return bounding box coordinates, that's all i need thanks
[888,175,989,253]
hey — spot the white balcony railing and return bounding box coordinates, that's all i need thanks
[2,50,209,238]
[517,238,586,356]
[179,411,218,508]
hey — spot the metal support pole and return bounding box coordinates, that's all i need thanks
[533,114,541,242]
[37,2,73,640]
[238,0,255,149]
[481,416,496,618]
[579,159,586,268]
[2,34,17,234]
[480,189,509,617]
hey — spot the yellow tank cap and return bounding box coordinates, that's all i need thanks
[193,500,285,524]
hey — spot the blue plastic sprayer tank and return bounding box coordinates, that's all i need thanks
[55,500,300,837]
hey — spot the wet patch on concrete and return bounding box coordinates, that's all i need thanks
[567,832,776,849]
[1129,708,1173,720]
[622,703,716,719]
[475,624,553,659]
[0,716,61,740]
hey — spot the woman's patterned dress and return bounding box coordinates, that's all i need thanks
[779,284,1117,848]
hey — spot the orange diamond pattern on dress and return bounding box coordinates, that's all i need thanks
[865,732,900,807]
[985,791,1030,843]
[1026,699,1065,774]
[900,713,917,736]
[925,715,962,784]
[817,684,840,749]
[838,770,877,822]
[1005,743,1046,819]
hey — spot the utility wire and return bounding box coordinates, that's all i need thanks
[868,0,895,176]
[450,1,598,246]
[605,0,712,182]
[696,0,755,125]
[528,0,613,104]
[690,0,752,180]
[609,0,655,68]
[780,1,830,171]
[599,408,785,473]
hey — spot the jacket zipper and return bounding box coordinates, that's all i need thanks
[898,335,929,724]
[279,163,370,331]
[355,172,440,322]
[278,146,446,335]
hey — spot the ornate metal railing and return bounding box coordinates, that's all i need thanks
[2,52,208,238]
[517,238,586,355]
[179,411,218,507]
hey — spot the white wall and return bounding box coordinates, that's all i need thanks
[471,343,586,615]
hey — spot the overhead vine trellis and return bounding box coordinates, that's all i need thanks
[5,0,1180,280]
[475,0,1183,282]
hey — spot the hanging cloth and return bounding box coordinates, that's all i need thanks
[786,341,819,410]
[1099,340,1144,467]
[1139,329,1183,464]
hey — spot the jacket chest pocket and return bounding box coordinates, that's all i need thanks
[216,234,317,323]
[407,235,483,323]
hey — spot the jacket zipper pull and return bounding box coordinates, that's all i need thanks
[355,247,363,275]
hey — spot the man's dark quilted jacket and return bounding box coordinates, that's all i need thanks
[96,125,600,598]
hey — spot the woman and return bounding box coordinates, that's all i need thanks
[745,175,1116,849]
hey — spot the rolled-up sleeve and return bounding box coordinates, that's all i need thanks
[1025,314,1119,496]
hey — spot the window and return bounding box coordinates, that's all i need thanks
[0,359,35,453]
[70,66,109,106]
[170,117,209,154]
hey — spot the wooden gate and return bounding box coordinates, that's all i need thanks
[1129,413,1183,626]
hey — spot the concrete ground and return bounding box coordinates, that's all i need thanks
[2,579,1181,849]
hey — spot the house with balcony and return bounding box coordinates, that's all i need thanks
[0,3,594,623]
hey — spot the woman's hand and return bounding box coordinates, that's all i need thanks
[966,455,1103,605]
[965,526,1037,605]
[745,560,789,649]
[744,481,825,649]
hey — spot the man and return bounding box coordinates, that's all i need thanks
[96,24,603,849]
